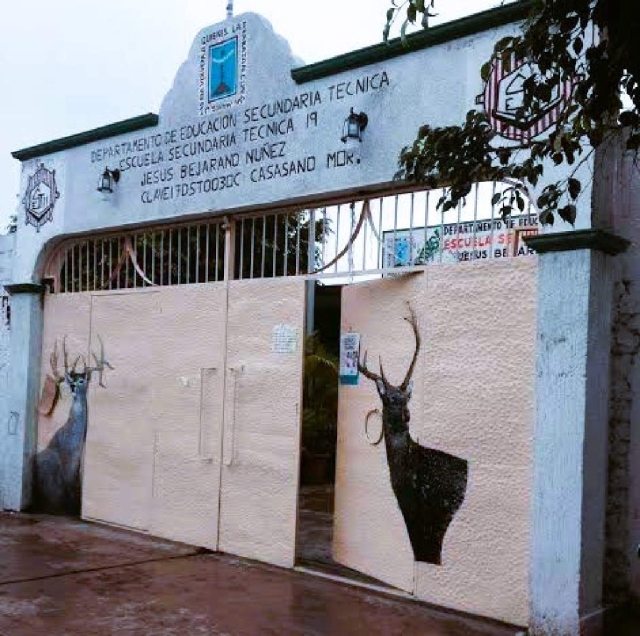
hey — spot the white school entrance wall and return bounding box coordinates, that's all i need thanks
[2,4,626,635]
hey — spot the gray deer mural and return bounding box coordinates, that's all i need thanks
[34,337,113,515]
[359,305,468,565]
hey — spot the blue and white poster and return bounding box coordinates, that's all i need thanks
[208,37,238,103]
[340,333,360,386]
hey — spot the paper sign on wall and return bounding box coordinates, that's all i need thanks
[340,333,360,386]
[272,324,298,354]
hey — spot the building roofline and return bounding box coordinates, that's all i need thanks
[11,2,534,161]
[291,1,533,84]
[12,113,160,162]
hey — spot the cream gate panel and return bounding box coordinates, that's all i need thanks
[334,260,535,626]
[412,259,535,627]
[334,274,424,593]
[83,285,227,548]
[218,278,305,569]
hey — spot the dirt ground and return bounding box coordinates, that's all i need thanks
[0,512,535,635]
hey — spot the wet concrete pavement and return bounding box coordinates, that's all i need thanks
[0,512,525,635]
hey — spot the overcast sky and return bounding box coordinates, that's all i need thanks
[0,0,506,228]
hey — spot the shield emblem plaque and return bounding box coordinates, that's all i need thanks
[22,163,60,232]
[477,54,574,142]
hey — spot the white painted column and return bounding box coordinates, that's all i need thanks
[526,231,628,636]
[0,284,43,511]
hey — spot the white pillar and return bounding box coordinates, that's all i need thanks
[0,284,43,511]
[525,230,628,635]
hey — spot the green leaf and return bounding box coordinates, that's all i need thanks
[499,205,512,220]
[494,36,514,52]
[572,36,583,55]
[568,178,581,200]
[480,61,492,82]
[559,204,577,225]
[619,111,638,127]
[553,135,563,153]
[539,210,555,226]
[401,19,409,44]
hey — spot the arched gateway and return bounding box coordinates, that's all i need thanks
[3,4,632,635]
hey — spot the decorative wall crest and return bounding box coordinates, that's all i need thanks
[22,163,60,232]
[199,21,248,116]
[476,54,574,142]
[209,38,239,102]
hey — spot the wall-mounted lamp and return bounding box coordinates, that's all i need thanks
[97,168,121,195]
[341,108,369,144]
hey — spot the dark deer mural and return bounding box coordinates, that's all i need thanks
[359,306,468,565]
[34,337,113,515]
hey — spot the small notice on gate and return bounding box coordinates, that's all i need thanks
[272,324,298,354]
[340,333,360,386]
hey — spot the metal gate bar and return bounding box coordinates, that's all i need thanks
[50,219,226,294]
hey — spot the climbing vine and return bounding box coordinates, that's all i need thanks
[385,0,640,225]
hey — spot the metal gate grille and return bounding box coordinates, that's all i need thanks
[234,183,538,282]
[47,220,226,294]
[45,183,538,294]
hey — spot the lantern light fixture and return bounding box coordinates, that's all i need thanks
[97,168,121,195]
[341,108,368,144]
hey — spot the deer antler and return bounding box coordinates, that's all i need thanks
[378,357,388,384]
[71,354,85,375]
[399,302,421,391]
[86,335,114,388]
[50,338,70,385]
[358,349,389,386]
[359,350,379,381]
[359,302,419,390]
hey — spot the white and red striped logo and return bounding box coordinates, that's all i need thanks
[477,53,574,142]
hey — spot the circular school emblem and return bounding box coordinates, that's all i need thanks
[22,163,60,232]
[476,53,574,142]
